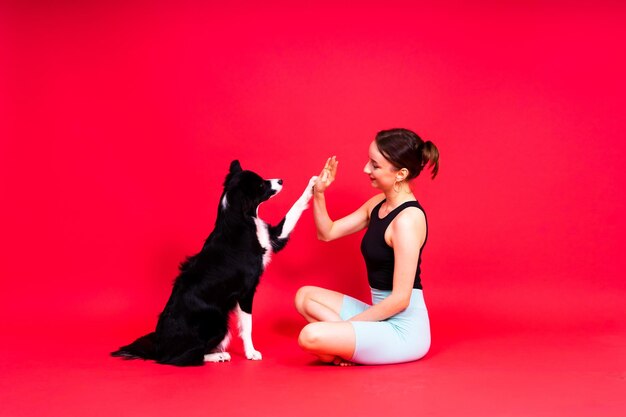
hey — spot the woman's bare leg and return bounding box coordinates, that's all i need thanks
[295,286,358,365]
[295,286,345,323]
[298,321,357,365]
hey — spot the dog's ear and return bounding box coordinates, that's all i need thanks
[229,160,242,174]
[224,159,243,187]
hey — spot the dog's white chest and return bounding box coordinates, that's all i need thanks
[253,217,272,268]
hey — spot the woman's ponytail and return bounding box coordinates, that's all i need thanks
[420,141,439,179]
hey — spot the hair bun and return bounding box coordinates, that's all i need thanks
[375,128,439,180]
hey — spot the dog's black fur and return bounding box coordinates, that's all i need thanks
[111,160,311,366]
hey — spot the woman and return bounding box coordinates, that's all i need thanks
[295,128,439,366]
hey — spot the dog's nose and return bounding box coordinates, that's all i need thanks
[278,179,283,185]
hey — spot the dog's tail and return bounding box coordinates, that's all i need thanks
[111,332,157,360]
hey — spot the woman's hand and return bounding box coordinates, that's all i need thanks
[314,156,339,194]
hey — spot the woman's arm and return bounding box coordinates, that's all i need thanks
[312,156,383,241]
[348,207,426,322]
[313,193,383,242]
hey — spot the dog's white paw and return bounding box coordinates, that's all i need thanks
[302,176,318,202]
[245,349,263,361]
[204,352,231,363]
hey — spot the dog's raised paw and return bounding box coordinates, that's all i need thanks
[204,352,231,363]
[303,176,318,201]
[245,350,263,361]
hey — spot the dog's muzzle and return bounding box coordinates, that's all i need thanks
[269,179,283,195]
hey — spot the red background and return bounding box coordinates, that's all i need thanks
[1,2,625,416]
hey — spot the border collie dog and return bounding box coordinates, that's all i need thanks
[112,160,315,366]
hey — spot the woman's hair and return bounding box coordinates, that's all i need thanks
[375,128,439,180]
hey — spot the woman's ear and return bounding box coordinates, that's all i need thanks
[396,168,409,181]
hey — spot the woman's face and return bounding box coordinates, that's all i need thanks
[363,141,399,190]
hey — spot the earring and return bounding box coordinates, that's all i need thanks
[393,180,402,193]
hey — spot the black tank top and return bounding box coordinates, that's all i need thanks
[360,199,427,291]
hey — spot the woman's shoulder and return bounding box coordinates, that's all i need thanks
[392,204,426,229]
[362,193,386,217]
[366,193,386,206]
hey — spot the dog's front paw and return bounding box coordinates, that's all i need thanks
[301,176,318,202]
[204,352,232,363]
[245,349,263,361]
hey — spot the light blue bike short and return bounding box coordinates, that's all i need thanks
[339,288,431,365]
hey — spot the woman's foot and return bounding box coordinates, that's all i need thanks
[332,357,355,367]
[317,353,357,366]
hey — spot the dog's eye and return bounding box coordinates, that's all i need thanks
[259,183,264,189]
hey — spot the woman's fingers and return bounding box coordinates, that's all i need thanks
[325,156,337,181]
[314,156,338,192]
[319,158,331,177]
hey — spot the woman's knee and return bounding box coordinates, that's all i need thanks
[298,322,356,361]
[294,285,319,313]
[298,323,323,350]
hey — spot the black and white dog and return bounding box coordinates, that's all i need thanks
[111,160,315,366]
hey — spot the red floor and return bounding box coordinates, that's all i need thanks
[2,285,624,417]
[3,3,626,416]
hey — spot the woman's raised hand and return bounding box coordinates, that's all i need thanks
[314,156,338,194]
